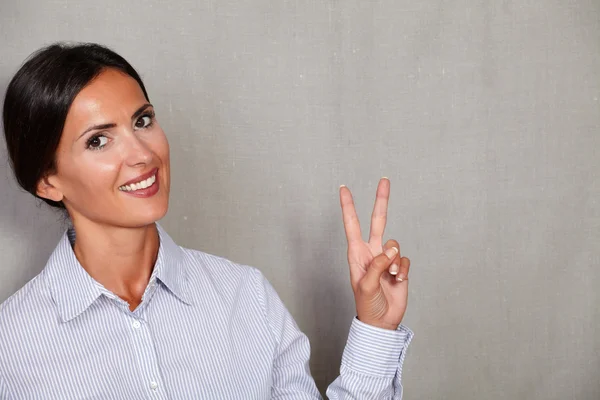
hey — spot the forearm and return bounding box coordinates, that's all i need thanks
[326,318,413,400]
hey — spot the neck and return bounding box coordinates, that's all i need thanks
[71,219,160,311]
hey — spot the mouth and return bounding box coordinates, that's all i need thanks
[118,168,159,194]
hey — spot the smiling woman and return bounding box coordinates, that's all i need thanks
[0,43,413,399]
[7,68,170,230]
[4,44,153,209]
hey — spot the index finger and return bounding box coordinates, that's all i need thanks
[339,185,362,244]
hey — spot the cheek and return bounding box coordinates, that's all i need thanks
[64,153,122,196]
[152,130,170,167]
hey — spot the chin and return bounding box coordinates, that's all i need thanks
[67,193,169,229]
[136,203,169,226]
[115,198,169,228]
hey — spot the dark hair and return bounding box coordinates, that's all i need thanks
[2,42,150,209]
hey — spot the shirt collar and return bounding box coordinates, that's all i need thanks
[154,223,191,306]
[45,222,191,322]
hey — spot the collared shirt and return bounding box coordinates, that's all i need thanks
[0,224,412,399]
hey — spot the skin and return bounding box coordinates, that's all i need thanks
[340,179,411,330]
[37,67,410,328]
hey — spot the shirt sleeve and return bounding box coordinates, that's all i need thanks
[254,269,413,400]
[325,318,413,399]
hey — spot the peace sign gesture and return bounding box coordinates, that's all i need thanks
[339,178,411,330]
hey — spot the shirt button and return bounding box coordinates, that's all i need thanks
[150,381,158,390]
[132,320,141,329]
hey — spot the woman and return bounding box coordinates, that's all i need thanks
[0,43,412,399]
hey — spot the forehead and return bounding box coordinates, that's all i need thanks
[65,68,147,128]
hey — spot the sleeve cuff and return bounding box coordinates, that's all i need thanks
[341,317,414,378]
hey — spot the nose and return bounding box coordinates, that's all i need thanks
[123,132,153,167]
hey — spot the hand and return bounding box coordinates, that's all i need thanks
[339,177,411,330]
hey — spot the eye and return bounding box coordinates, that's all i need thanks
[135,114,153,129]
[86,134,109,150]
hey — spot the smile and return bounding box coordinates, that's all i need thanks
[119,170,157,192]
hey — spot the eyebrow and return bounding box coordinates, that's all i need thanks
[77,103,154,140]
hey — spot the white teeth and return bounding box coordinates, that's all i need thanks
[119,174,156,192]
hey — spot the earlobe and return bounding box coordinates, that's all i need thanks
[36,175,64,203]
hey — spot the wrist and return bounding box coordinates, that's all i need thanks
[356,316,398,331]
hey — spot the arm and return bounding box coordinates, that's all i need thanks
[255,269,412,400]
[263,177,414,399]
[331,178,415,398]
[255,269,321,399]
[326,318,413,399]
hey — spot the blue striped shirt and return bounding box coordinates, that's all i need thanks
[0,223,412,399]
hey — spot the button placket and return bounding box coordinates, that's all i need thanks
[128,313,166,398]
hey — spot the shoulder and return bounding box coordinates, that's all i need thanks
[178,246,269,304]
[0,271,53,344]
[181,247,261,280]
[0,272,49,321]
[177,247,292,344]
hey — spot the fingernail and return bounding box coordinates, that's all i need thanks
[389,263,399,275]
[396,273,406,282]
[385,247,399,259]
[339,184,346,188]
[382,176,389,180]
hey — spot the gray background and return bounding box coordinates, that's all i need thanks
[1,1,599,399]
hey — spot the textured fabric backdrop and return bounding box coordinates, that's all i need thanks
[0,1,598,399]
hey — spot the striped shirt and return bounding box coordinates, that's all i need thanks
[0,223,413,399]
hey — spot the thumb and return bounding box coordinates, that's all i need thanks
[360,246,398,294]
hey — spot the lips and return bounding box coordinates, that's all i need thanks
[118,168,160,197]
[121,168,158,188]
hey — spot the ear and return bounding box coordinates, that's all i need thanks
[36,174,64,203]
